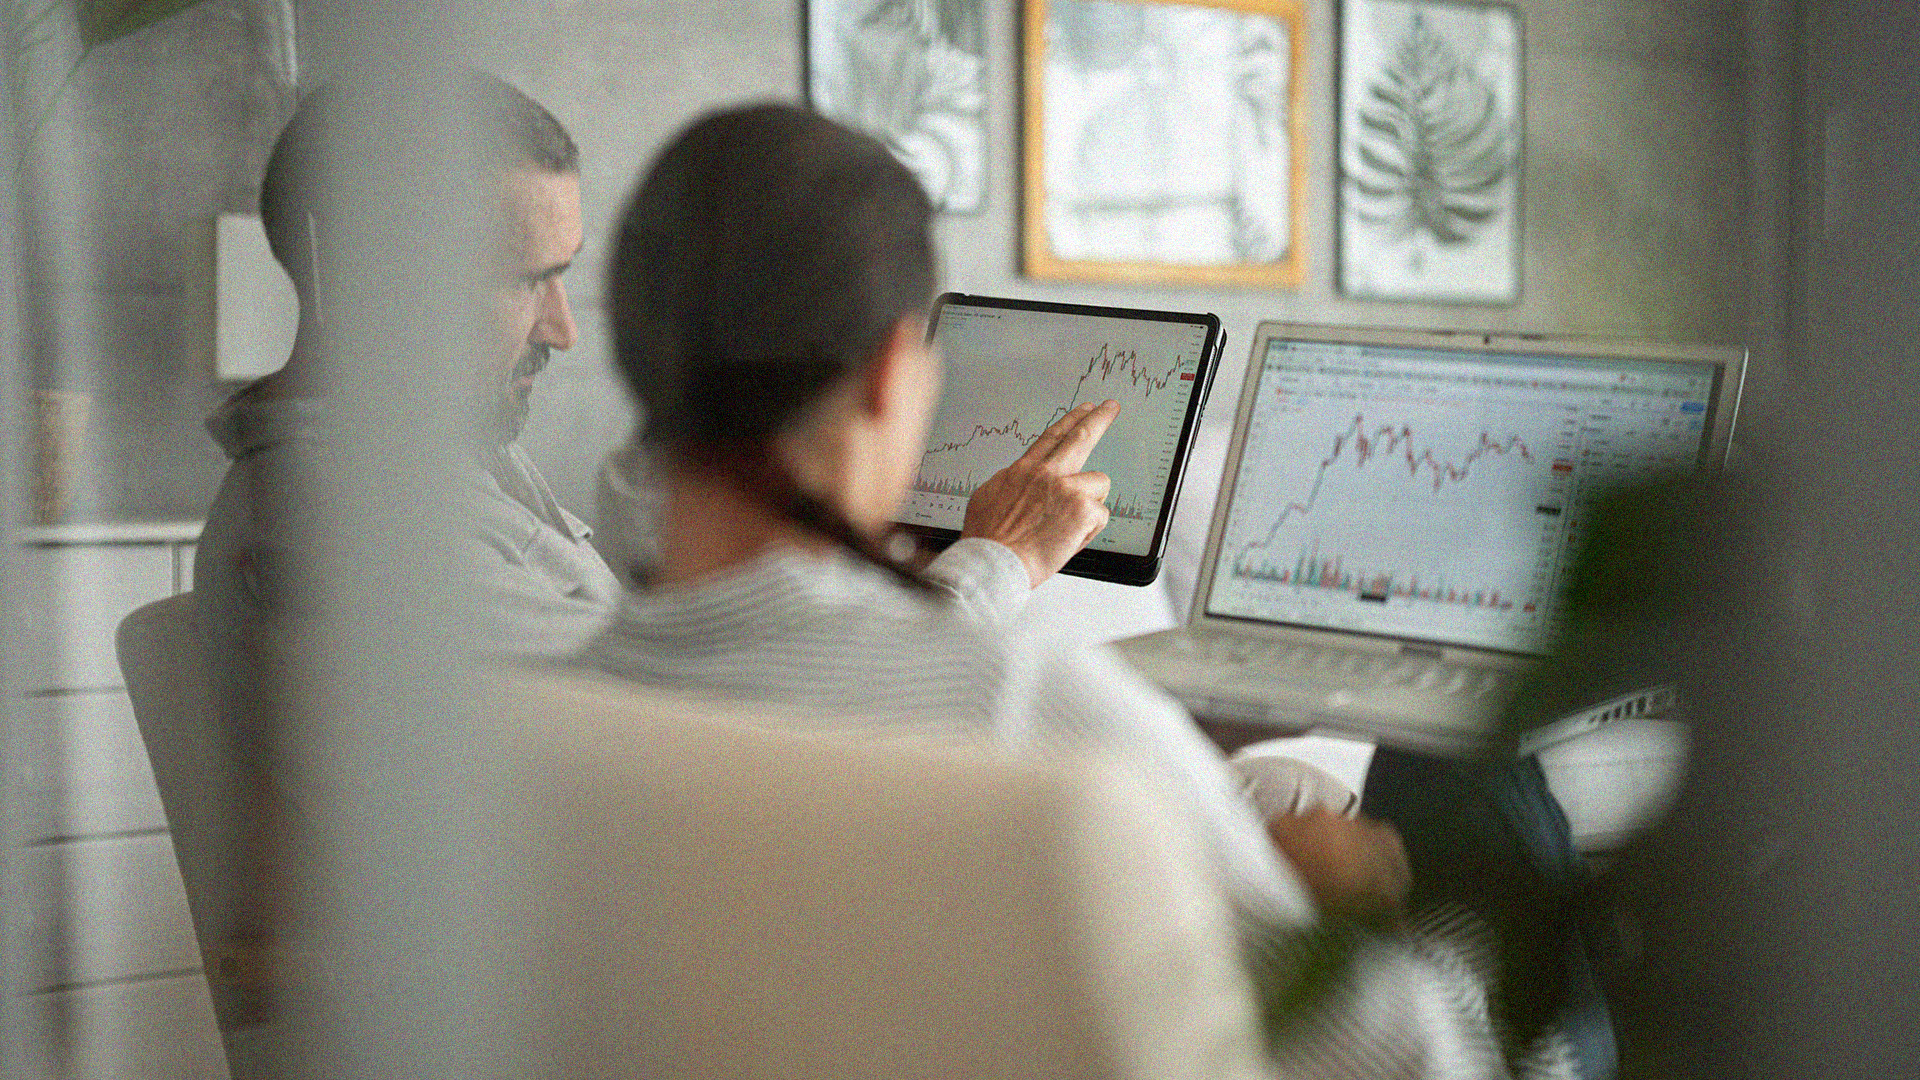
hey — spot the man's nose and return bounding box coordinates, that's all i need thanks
[533,278,578,351]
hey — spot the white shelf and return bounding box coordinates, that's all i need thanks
[20,520,203,546]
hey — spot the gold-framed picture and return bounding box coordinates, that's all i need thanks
[1022,0,1308,287]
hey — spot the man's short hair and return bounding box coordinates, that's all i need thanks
[259,68,579,297]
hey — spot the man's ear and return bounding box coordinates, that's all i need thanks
[859,314,931,420]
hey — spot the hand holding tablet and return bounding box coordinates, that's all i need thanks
[899,293,1226,586]
[960,399,1122,588]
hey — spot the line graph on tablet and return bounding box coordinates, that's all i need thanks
[920,345,1189,459]
[903,307,1212,555]
[916,344,1192,490]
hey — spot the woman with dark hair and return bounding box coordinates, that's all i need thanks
[585,101,1309,913]
[582,104,1544,1077]
[598,102,1117,601]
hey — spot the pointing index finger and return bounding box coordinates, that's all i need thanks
[1021,401,1095,463]
[1036,399,1120,472]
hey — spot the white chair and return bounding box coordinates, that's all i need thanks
[116,593,250,1039]
[502,669,1276,1080]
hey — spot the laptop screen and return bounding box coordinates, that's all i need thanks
[1201,333,1731,656]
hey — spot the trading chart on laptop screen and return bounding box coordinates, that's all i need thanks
[1205,337,1720,654]
[904,302,1210,557]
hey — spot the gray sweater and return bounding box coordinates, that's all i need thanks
[196,380,624,761]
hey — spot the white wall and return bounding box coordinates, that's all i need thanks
[484,0,1771,623]
[17,0,1769,539]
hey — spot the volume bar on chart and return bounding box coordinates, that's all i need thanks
[1233,541,1532,612]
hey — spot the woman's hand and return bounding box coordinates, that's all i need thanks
[960,400,1121,587]
[1266,807,1412,926]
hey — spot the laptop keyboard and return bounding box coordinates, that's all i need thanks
[1172,631,1512,699]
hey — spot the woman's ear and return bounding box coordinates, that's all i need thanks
[860,315,935,422]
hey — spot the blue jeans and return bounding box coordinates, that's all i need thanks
[1362,747,1617,1080]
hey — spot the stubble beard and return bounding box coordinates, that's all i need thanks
[491,343,550,444]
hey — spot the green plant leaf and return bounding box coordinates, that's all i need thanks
[78,0,206,47]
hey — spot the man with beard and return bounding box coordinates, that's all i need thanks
[188,71,617,1073]
[198,72,618,665]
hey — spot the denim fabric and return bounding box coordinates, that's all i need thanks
[1362,747,1617,1080]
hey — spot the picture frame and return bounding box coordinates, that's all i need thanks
[1336,0,1523,303]
[805,0,989,214]
[1022,0,1308,287]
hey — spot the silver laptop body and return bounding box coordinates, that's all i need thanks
[1115,322,1746,754]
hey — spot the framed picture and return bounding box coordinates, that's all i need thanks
[806,0,988,214]
[1337,0,1522,302]
[1022,0,1307,287]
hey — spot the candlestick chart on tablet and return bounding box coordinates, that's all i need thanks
[902,299,1214,558]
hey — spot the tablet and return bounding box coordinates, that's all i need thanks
[897,293,1225,586]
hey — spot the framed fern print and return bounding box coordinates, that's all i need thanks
[1337,0,1521,302]
[1022,0,1307,287]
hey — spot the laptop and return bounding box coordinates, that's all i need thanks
[1114,322,1746,754]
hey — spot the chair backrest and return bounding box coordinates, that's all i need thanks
[116,593,246,1024]
[502,669,1274,1080]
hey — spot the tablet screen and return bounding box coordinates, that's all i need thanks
[898,294,1221,583]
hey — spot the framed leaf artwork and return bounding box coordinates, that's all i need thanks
[807,0,989,214]
[1337,0,1522,302]
[1022,0,1307,287]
